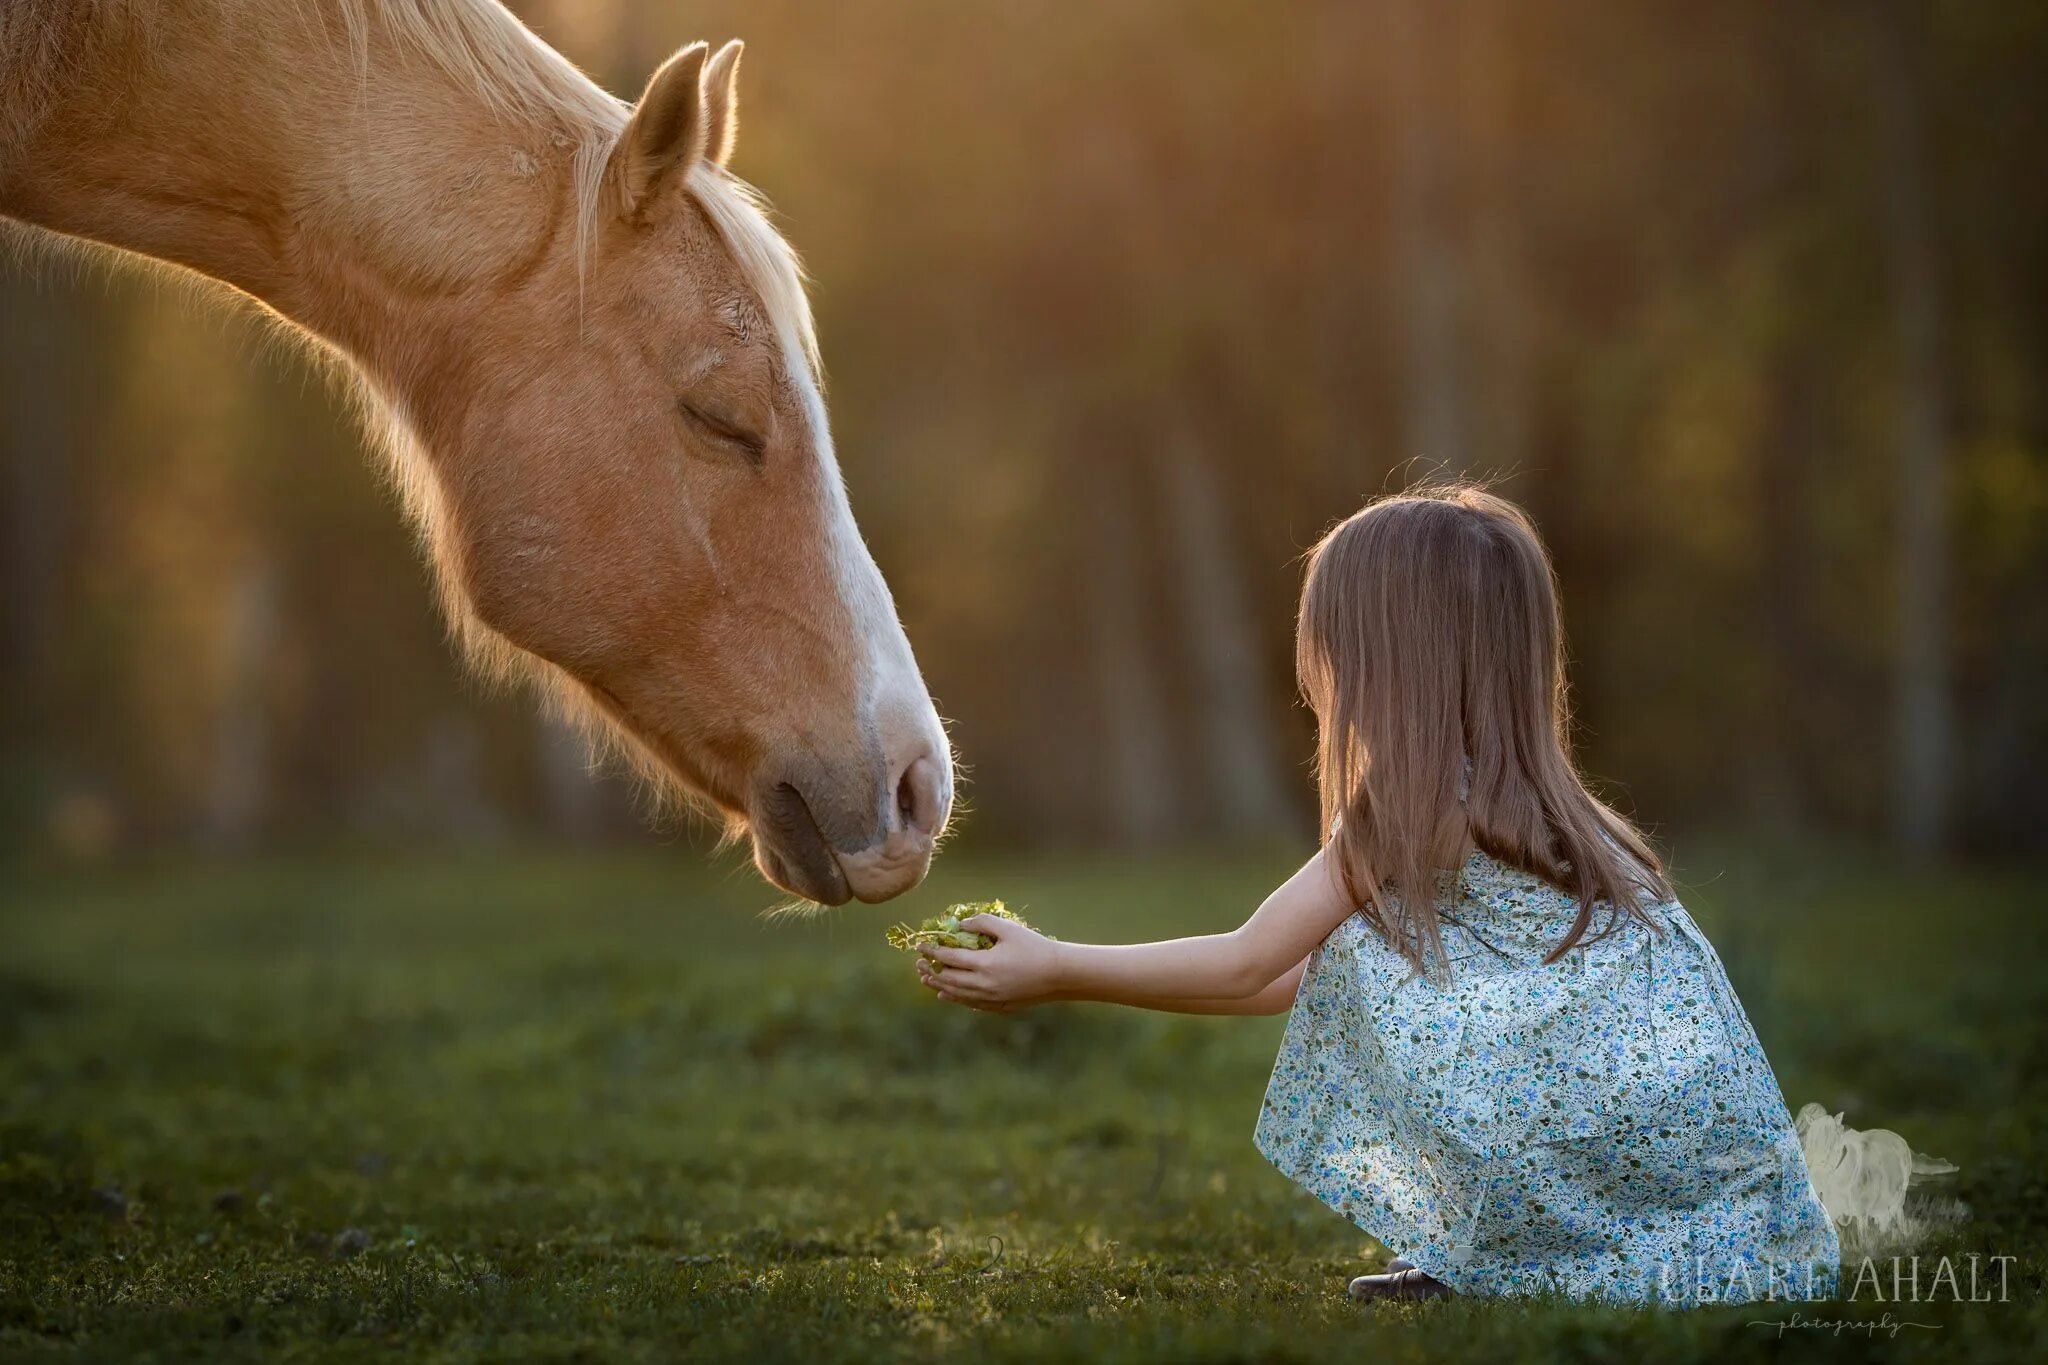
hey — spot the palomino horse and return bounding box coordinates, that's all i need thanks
[0,0,952,903]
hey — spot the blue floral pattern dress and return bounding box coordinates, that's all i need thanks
[1254,850,1840,1305]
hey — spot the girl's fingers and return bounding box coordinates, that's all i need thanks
[917,965,977,1001]
[958,914,1009,939]
[915,952,1012,1011]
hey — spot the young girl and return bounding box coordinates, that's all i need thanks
[916,485,1841,1306]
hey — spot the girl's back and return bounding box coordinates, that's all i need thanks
[1256,848,1840,1304]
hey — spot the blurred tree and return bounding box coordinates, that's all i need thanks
[1152,415,1294,837]
[0,267,85,836]
[1388,0,1469,474]
[1078,435,1178,846]
[199,556,280,847]
[1868,0,1956,857]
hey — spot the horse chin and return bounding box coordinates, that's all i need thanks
[835,841,937,904]
[748,783,853,906]
[754,838,852,906]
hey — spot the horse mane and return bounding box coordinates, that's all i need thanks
[322,0,820,374]
[314,0,616,123]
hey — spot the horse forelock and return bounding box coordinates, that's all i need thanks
[568,146,821,385]
[681,168,821,382]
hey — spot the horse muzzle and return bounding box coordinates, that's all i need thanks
[748,746,951,905]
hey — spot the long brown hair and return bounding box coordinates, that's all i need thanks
[1297,484,1670,974]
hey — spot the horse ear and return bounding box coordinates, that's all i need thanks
[702,40,743,167]
[612,42,710,216]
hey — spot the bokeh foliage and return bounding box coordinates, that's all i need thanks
[3,0,2046,855]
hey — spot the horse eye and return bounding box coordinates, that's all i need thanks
[676,398,766,463]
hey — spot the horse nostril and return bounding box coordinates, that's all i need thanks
[894,754,945,841]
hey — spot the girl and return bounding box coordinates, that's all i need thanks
[917,485,1841,1306]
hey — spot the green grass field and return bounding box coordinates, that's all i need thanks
[2,842,2043,1362]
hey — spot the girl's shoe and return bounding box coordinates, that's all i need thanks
[1348,1266,1453,1302]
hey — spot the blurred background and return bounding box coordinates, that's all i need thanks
[4,0,2046,866]
[6,6,2048,1356]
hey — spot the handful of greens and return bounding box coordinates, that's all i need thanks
[885,900,1032,958]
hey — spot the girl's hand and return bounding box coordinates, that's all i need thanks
[916,914,1061,1011]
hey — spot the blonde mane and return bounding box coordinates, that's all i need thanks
[319,0,818,373]
[674,166,822,379]
[311,0,616,124]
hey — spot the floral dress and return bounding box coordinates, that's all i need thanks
[1254,850,1840,1305]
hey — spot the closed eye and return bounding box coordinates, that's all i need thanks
[676,398,766,463]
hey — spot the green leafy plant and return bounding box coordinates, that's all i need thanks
[885,900,1032,958]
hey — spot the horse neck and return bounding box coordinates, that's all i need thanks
[2,0,616,412]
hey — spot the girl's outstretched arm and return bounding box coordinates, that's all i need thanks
[916,851,1353,1012]
[918,954,1306,1016]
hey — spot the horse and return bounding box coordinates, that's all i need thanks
[0,0,953,904]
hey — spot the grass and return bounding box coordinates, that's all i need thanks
[1,840,2043,1362]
